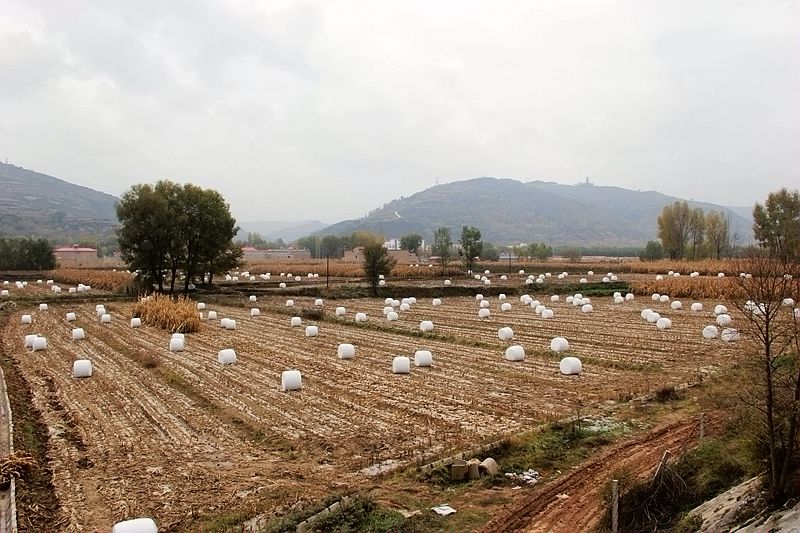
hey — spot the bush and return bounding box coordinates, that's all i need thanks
[131,293,201,333]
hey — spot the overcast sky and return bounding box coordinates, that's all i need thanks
[1,1,797,223]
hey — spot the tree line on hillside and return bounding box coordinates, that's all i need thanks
[115,181,242,294]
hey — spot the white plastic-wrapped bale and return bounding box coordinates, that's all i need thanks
[39,303,48,311]
[718,272,725,278]
[625,293,635,301]
[498,293,507,301]
[249,308,260,317]
[197,302,206,310]
[291,316,302,327]
[671,301,683,310]
[294,276,301,282]
[218,349,237,365]
[21,314,32,324]
[379,280,386,286]
[337,343,355,359]
[169,337,185,351]
[392,356,411,374]
[72,328,85,341]
[208,311,218,320]
[68,287,76,294]
[521,295,533,305]
[504,345,525,361]
[479,300,490,309]
[226,319,237,330]
[614,292,622,298]
[525,279,534,285]
[614,296,624,304]
[46,279,53,285]
[96,307,106,317]
[566,296,574,304]
[432,298,442,307]
[281,370,302,391]
[703,325,719,339]
[690,302,703,312]
[0,290,9,297]
[378,274,385,280]
[414,350,433,367]
[32,336,47,351]
[335,306,346,316]
[551,295,560,302]
[249,295,257,302]
[220,318,230,328]
[550,337,569,352]
[315,298,324,307]
[444,279,451,286]
[519,269,525,275]
[400,303,411,311]
[130,317,142,328]
[580,278,587,284]
[659,295,670,303]
[478,308,490,318]
[101,313,111,323]
[714,304,728,315]
[721,328,740,342]
[65,312,76,322]
[646,311,661,324]
[602,277,610,283]
[355,312,367,322]
[279,282,286,288]
[542,309,555,319]
[673,272,681,277]
[484,269,491,275]
[690,272,700,277]
[640,308,653,320]
[536,277,544,284]
[581,304,593,313]
[784,298,796,307]
[383,306,393,316]
[500,275,508,280]
[501,302,512,311]
[476,294,484,301]
[24,334,37,348]
[498,327,514,341]
[583,297,591,304]
[656,317,672,330]
[391,300,400,307]
[384,297,393,305]
[73,359,92,378]
[572,298,583,306]
[716,314,732,326]
[387,311,399,321]
[560,357,582,375]
[409,297,417,305]
[419,320,434,332]
[651,293,660,301]
[305,325,319,337]
[286,299,295,308]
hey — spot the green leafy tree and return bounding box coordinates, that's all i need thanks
[362,242,396,296]
[753,188,800,262]
[705,211,730,259]
[528,242,553,261]
[639,240,665,261]
[481,242,499,261]
[657,201,692,260]
[400,233,423,253]
[432,227,452,274]
[294,235,320,258]
[320,235,346,258]
[460,226,483,271]
[116,180,241,294]
[350,231,384,249]
[0,238,55,270]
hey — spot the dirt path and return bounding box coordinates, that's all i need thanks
[481,414,715,533]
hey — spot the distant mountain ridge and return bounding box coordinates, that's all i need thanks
[320,177,754,246]
[0,162,119,240]
[238,220,328,242]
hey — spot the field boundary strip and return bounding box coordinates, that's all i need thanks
[0,363,16,533]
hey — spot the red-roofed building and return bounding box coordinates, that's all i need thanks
[54,244,99,267]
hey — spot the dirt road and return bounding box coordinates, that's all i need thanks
[481,414,714,532]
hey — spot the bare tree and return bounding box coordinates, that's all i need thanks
[733,249,799,502]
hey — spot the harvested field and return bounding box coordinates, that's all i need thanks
[4,290,747,530]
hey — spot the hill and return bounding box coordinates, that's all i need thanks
[238,220,328,243]
[0,162,119,241]
[319,178,754,246]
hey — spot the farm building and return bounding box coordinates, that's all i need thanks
[343,246,419,264]
[242,246,312,261]
[54,244,99,267]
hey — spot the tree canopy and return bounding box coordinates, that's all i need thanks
[460,226,483,270]
[362,242,396,295]
[400,233,423,253]
[432,227,452,273]
[753,188,800,262]
[116,180,241,294]
[0,238,56,270]
[657,201,692,259]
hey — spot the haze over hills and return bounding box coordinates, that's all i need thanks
[237,220,328,243]
[320,178,754,246]
[0,162,119,241]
